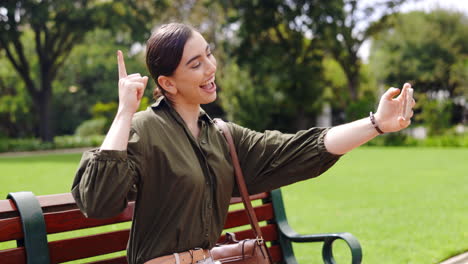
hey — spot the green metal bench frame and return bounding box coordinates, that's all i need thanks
[270,189,362,264]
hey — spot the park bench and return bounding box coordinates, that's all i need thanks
[0,190,362,264]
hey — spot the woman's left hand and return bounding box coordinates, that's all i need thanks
[374,83,416,133]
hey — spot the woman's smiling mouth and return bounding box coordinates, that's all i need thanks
[199,77,216,93]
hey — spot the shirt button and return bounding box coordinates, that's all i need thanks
[205,233,209,237]
[201,139,207,144]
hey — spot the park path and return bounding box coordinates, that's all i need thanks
[440,253,468,264]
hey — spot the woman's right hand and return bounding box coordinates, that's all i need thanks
[117,50,148,116]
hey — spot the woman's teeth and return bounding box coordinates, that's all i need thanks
[201,82,212,89]
[200,77,215,86]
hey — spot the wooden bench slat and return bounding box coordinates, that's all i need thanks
[0,247,26,264]
[0,205,134,242]
[0,193,75,215]
[229,192,269,204]
[0,217,22,242]
[44,204,133,234]
[36,193,76,208]
[268,245,283,263]
[223,203,274,229]
[86,256,128,264]
[48,229,130,263]
[0,200,18,216]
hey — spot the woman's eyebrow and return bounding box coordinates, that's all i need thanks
[185,44,211,66]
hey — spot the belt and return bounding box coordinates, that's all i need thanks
[145,248,216,264]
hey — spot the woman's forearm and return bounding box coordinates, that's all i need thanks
[100,111,133,151]
[324,116,380,155]
[100,50,148,151]
[324,84,415,155]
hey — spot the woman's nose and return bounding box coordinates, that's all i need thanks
[206,57,217,75]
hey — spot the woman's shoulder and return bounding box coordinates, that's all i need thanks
[225,121,262,136]
[223,121,268,145]
[131,106,167,133]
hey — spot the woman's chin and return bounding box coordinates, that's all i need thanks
[199,82,217,104]
[201,91,217,105]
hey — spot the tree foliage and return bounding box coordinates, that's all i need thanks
[370,9,468,127]
[371,9,468,96]
[220,0,344,131]
[324,0,407,102]
[2,0,464,141]
[52,28,150,136]
[0,0,165,141]
[219,0,410,130]
[0,57,33,138]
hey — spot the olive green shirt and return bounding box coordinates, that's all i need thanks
[71,97,341,264]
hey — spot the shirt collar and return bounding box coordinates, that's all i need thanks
[151,96,214,124]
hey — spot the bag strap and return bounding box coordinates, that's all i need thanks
[214,119,263,239]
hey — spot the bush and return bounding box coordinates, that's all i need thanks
[88,99,150,134]
[365,130,467,147]
[415,94,453,136]
[54,135,104,149]
[0,138,54,153]
[418,134,468,147]
[0,135,104,153]
[345,90,377,122]
[74,118,107,137]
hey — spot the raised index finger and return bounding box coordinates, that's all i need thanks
[399,83,411,98]
[117,50,127,79]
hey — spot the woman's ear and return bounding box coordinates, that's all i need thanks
[157,76,177,95]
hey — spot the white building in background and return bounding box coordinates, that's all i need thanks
[316,103,332,127]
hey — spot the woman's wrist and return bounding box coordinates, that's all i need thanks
[115,108,135,122]
[370,112,385,134]
[100,110,133,151]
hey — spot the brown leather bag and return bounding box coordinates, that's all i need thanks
[212,119,273,264]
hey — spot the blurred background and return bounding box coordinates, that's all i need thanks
[0,0,467,149]
[0,1,467,264]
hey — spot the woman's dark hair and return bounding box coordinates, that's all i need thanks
[146,23,195,101]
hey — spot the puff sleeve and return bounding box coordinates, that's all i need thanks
[71,129,144,218]
[227,123,342,195]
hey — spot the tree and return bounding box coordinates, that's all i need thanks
[0,0,164,141]
[322,55,378,123]
[0,52,33,138]
[370,9,468,128]
[220,0,344,131]
[371,9,468,96]
[324,0,408,103]
[52,28,150,136]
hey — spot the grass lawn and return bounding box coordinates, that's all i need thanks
[0,147,467,263]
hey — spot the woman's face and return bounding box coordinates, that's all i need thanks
[170,31,217,106]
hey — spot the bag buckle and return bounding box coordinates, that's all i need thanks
[256,236,264,245]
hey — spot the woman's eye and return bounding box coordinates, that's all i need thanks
[191,62,201,69]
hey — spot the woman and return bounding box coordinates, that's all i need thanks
[72,23,415,264]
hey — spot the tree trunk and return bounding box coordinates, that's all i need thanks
[294,106,308,131]
[345,64,360,102]
[37,77,54,142]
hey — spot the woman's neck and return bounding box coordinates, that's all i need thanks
[172,102,201,139]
